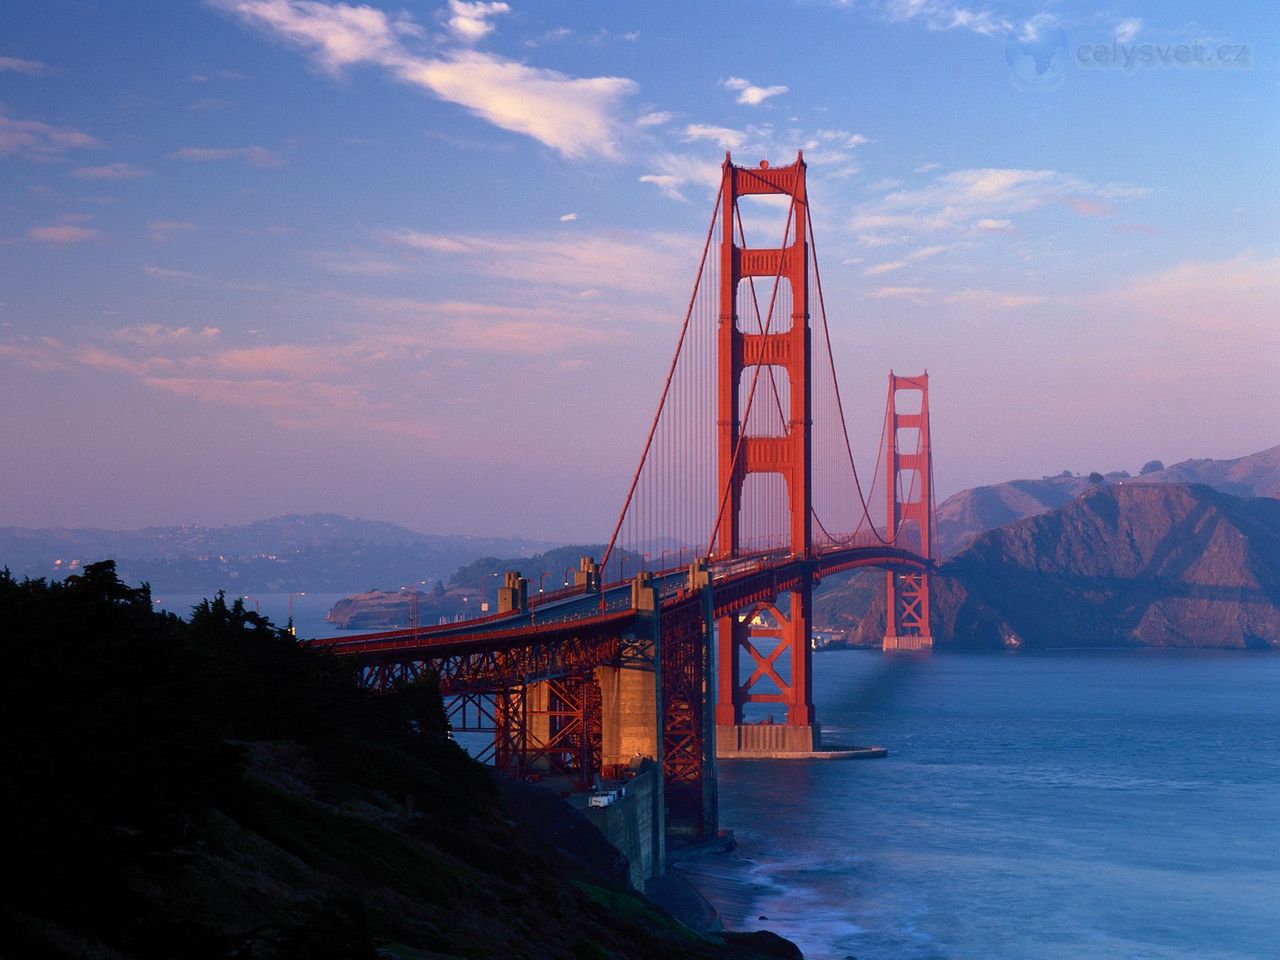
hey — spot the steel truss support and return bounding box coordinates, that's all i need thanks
[660,620,712,835]
[523,674,598,789]
[722,592,814,724]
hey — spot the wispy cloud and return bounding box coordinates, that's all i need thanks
[722,76,787,106]
[1110,251,1280,338]
[170,145,286,167]
[28,224,98,244]
[0,303,636,449]
[148,219,198,243]
[0,56,54,76]
[212,0,638,159]
[869,285,936,301]
[638,152,722,202]
[869,284,1046,309]
[443,1,510,43]
[682,123,745,149]
[191,68,250,82]
[880,0,1014,38]
[0,110,102,160]
[110,324,221,344]
[0,324,434,439]
[851,167,1148,244]
[799,128,870,176]
[636,110,672,128]
[865,244,947,275]
[191,96,236,111]
[942,288,1048,309]
[1114,18,1142,43]
[382,227,695,298]
[302,248,408,275]
[639,174,685,202]
[144,265,201,280]
[72,162,153,181]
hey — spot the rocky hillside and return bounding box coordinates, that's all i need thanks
[935,445,1280,557]
[935,474,1094,557]
[829,483,1280,649]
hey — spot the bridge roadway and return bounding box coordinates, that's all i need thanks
[308,542,930,690]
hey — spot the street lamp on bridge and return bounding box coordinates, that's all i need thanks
[482,570,500,613]
[287,591,306,636]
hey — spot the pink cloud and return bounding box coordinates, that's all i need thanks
[140,375,363,414]
[216,344,348,378]
[1113,222,1159,236]
[28,224,98,244]
[381,228,695,299]
[0,111,102,159]
[437,318,619,354]
[1113,251,1280,337]
[0,56,53,76]
[1064,197,1112,217]
[72,162,152,181]
[169,145,285,167]
[77,347,166,377]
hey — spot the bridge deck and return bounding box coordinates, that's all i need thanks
[308,544,930,661]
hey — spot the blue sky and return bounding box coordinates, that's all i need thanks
[1,0,1276,539]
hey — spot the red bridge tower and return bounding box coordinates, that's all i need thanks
[712,154,820,753]
[883,372,933,651]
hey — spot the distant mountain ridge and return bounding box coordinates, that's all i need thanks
[0,513,558,593]
[1141,446,1280,498]
[828,483,1280,649]
[936,445,1280,556]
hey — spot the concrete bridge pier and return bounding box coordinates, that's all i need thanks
[716,579,823,757]
[594,571,665,875]
[497,571,528,614]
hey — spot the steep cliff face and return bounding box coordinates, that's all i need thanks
[826,484,1280,650]
[933,445,1280,557]
[943,483,1280,649]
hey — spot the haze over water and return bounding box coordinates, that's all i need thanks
[693,650,1279,960]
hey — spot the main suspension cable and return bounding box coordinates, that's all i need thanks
[601,180,725,572]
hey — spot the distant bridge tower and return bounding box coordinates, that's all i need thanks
[713,153,821,753]
[883,372,934,651]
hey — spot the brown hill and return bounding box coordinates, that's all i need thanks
[935,475,1091,557]
[826,483,1280,650]
[1141,445,1280,498]
[934,444,1280,557]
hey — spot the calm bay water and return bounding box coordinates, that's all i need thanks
[154,593,1278,957]
[693,650,1280,960]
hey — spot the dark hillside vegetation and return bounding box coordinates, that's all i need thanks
[0,562,793,960]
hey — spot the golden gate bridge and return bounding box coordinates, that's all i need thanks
[309,153,936,850]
